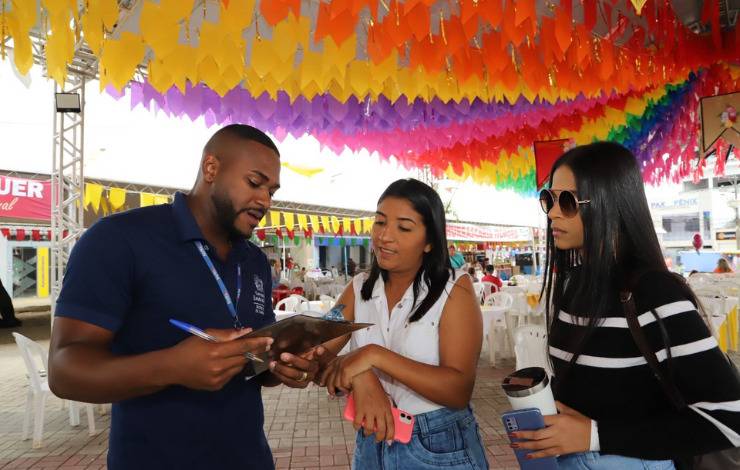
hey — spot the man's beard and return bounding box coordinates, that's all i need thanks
[211,190,250,240]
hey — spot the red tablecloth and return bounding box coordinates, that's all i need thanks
[271,286,305,308]
[272,286,290,307]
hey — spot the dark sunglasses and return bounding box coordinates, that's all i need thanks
[539,189,590,218]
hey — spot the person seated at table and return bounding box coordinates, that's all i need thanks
[714,258,734,274]
[449,245,466,270]
[270,258,283,285]
[525,142,740,469]
[481,265,503,289]
[316,178,488,470]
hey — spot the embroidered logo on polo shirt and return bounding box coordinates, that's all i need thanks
[253,274,266,315]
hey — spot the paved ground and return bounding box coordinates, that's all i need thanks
[6,310,737,470]
[0,311,520,469]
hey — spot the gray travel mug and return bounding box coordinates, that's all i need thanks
[501,367,557,416]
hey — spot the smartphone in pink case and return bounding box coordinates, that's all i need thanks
[343,394,414,444]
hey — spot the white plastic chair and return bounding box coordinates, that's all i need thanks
[490,292,514,309]
[472,282,485,302]
[513,325,553,377]
[13,333,96,448]
[483,293,515,365]
[481,282,498,303]
[275,294,309,312]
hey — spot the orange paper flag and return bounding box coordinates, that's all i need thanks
[406,3,430,42]
[502,0,527,46]
[499,61,519,91]
[443,16,467,54]
[419,35,446,74]
[514,0,535,27]
[326,10,357,46]
[478,0,503,28]
[553,1,573,55]
[597,41,615,81]
[574,25,592,68]
[519,44,547,91]
[367,22,393,64]
[460,0,479,24]
[260,0,290,26]
[383,0,412,49]
[482,31,508,73]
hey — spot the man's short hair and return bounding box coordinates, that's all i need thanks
[203,124,280,157]
[485,264,494,273]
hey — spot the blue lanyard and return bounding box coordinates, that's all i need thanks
[194,241,243,330]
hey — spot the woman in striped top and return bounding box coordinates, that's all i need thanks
[513,142,740,469]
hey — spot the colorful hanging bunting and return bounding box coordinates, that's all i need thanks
[2,2,737,194]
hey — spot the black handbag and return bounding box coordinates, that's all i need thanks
[620,291,740,470]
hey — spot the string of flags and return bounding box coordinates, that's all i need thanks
[255,212,375,241]
[0,228,67,241]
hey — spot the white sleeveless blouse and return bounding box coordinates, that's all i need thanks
[350,272,462,415]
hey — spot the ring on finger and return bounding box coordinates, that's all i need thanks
[299,371,309,382]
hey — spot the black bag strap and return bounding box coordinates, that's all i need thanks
[620,291,687,410]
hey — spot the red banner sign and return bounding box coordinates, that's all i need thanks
[447,223,532,242]
[0,175,52,222]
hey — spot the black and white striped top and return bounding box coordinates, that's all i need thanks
[549,269,740,464]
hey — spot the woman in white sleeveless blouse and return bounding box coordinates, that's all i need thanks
[318,179,489,470]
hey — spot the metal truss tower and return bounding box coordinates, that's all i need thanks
[50,77,86,315]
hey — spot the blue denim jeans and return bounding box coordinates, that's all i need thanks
[352,406,489,470]
[557,452,675,469]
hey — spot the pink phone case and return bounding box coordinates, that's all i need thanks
[343,394,414,444]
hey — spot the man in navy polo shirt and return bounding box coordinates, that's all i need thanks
[48,125,322,469]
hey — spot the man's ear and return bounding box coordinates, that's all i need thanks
[202,155,220,183]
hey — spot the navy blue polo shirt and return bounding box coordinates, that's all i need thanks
[55,192,276,470]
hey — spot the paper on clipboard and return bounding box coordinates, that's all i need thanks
[243,315,372,376]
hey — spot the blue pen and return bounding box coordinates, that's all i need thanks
[169,319,263,363]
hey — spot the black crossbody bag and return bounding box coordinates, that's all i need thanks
[620,290,740,470]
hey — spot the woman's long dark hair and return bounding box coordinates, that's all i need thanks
[360,179,454,322]
[542,142,699,369]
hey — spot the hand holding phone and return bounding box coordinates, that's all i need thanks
[343,394,414,444]
[502,408,558,470]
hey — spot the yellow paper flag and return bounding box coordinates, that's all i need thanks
[283,212,295,230]
[342,217,351,233]
[630,0,648,15]
[270,211,281,227]
[353,218,363,235]
[100,32,147,91]
[108,187,127,210]
[320,216,331,233]
[363,217,374,233]
[84,183,104,213]
[331,216,341,234]
[154,195,170,205]
[140,192,155,207]
[280,162,325,177]
[310,215,321,231]
[297,214,308,231]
